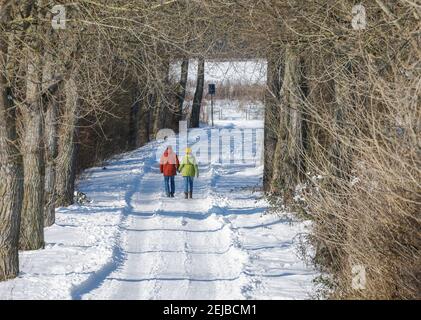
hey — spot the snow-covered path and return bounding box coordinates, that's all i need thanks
[0,115,316,300]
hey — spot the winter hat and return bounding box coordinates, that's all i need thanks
[185,147,192,154]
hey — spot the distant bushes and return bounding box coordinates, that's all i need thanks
[184,80,265,103]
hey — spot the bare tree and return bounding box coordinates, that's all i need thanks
[43,67,60,226]
[263,54,282,191]
[176,59,189,124]
[19,1,46,250]
[0,0,23,280]
[55,76,79,207]
[270,46,306,196]
[190,57,205,128]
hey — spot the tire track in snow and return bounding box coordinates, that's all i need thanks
[75,125,315,300]
[133,160,216,299]
[0,109,317,300]
[70,145,158,300]
[83,132,250,299]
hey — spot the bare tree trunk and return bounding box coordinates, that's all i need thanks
[173,58,189,131]
[190,57,204,128]
[19,53,45,251]
[147,92,157,137]
[137,90,152,146]
[301,54,333,172]
[128,98,140,150]
[55,78,78,207]
[137,105,150,147]
[41,9,61,227]
[330,61,354,179]
[164,58,189,133]
[0,3,23,280]
[152,91,162,135]
[270,46,305,196]
[43,90,59,226]
[41,42,61,226]
[263,54,283,191]
[152,59,171,134]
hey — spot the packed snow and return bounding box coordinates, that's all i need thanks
[0,103,317,300]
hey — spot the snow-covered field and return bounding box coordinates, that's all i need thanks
[0,104,317,300]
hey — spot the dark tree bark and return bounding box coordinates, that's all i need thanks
[172,58,189,132]
[19,50,45,251]
[152,59,171,134]
[55,78,79,207]
[41,10,61,227]
[190,58,205,128]
[0,2,23,280]
[147,92,157,137]
[303,53,336,173]
[43,74,59,226]
[298,56,309,175]
[19,0,48,249]
[128,98,140,150]
[163,58,188,133]
[137,105,150,147]
[270,46,306,197]
[152,91,162,136]
[330,61,354,180]
[263,54,283,191]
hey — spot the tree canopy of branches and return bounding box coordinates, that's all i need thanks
[0,0,419,299]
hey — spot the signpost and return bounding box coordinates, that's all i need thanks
[208,83,216,127]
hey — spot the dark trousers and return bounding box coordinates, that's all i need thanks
[164,176,175,195]
[183,176,194,193]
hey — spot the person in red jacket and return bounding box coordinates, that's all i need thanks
[159,146,179,197]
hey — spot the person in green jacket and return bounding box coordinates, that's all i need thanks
[178,147,199,199]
